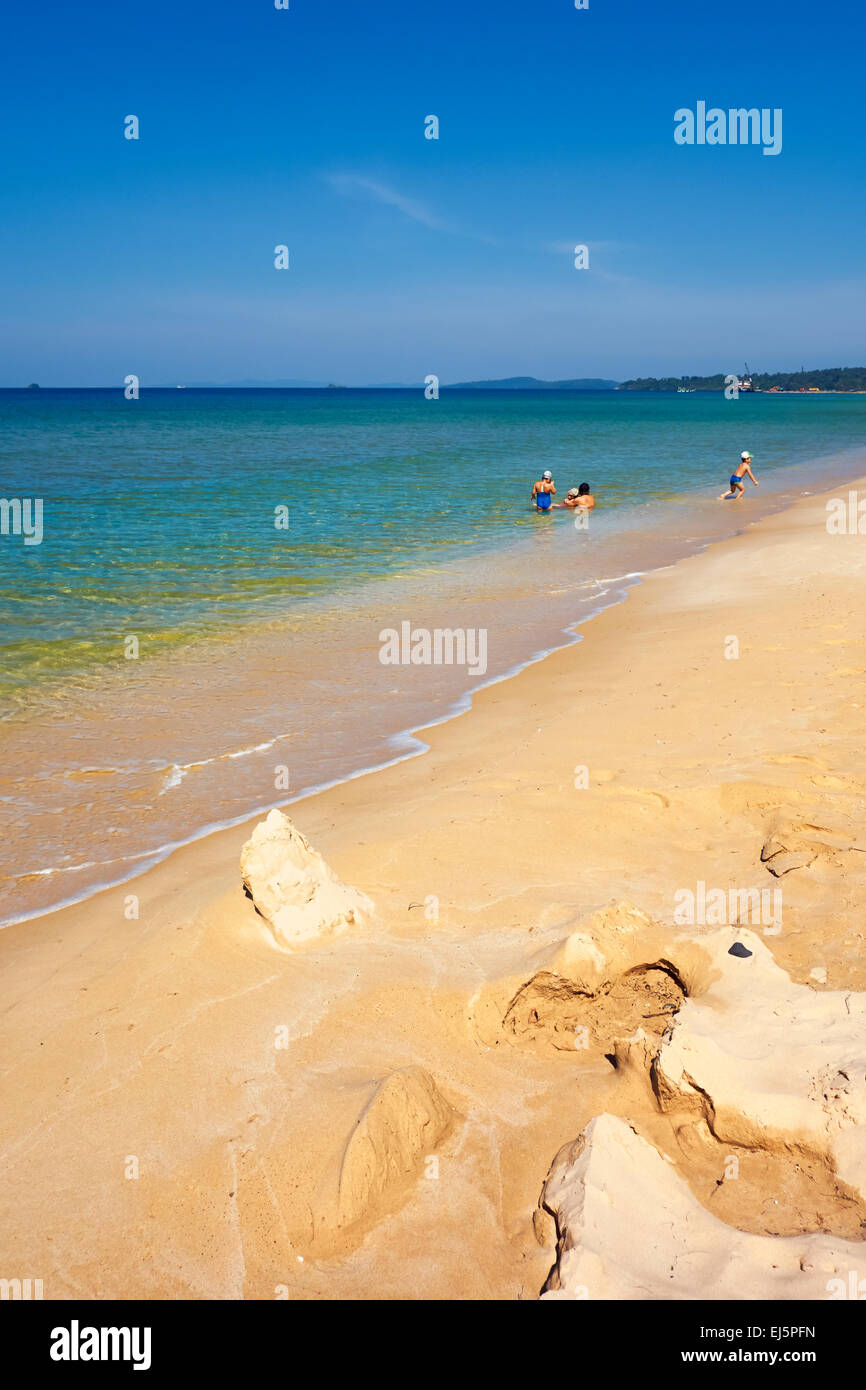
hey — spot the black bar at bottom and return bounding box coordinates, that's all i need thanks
[1,1298,859,1375]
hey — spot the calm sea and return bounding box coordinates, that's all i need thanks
[2,386,865,922]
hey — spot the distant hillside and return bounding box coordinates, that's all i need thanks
[177,378,331,388]
[154,375,621,390]
[446,375,619,390]
[617,367,866,392]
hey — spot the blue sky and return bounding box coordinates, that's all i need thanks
[1,0,864,384]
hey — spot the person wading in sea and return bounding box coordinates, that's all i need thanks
[557,482,595,510]
[531,470,556,512]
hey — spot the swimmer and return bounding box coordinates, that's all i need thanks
[557,483,595,510]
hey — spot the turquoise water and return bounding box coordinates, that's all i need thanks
[3,386,866,705]
[2,386,865,926]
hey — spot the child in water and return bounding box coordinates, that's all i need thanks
[720,452,758,500]
[557,483,595,510]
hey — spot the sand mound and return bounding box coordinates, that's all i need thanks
[240,808,373,949]
[539,1113,866,1300]
[226,1066,453,1268]
[760,812,863,876]
[498,900,690,1058]
[543,901,657,988]
[647,928,866,1196]
[567,898,656,941]
[504,903,866,1204]
[336,1066,453,1230]
[503,965,684,1058]
[541,898,714,991]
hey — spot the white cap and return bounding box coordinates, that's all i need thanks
[741,451,751,459]
[543,470,552,479]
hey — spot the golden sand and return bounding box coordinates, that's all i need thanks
[2,477,865,1299]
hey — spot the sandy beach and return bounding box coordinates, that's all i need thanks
[2,474,865,1301]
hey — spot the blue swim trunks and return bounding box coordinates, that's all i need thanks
[730,474,743,488]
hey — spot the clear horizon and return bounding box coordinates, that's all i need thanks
[2,366,860,390]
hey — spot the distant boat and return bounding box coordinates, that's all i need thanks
[676,386,695,393]
[176,384,187,389]
[736,362,757,393]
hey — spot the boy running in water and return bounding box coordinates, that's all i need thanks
[720,451,758,500]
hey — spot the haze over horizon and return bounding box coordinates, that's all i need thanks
[2,0,863,387]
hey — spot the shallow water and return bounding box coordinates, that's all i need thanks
[1,387,865,922]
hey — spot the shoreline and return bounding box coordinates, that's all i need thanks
[0,574,647,931]
[5,441,866,930]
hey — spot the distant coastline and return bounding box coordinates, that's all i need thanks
[6,367,866,392]
[443,375,619,390]
[617,366,866,393]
